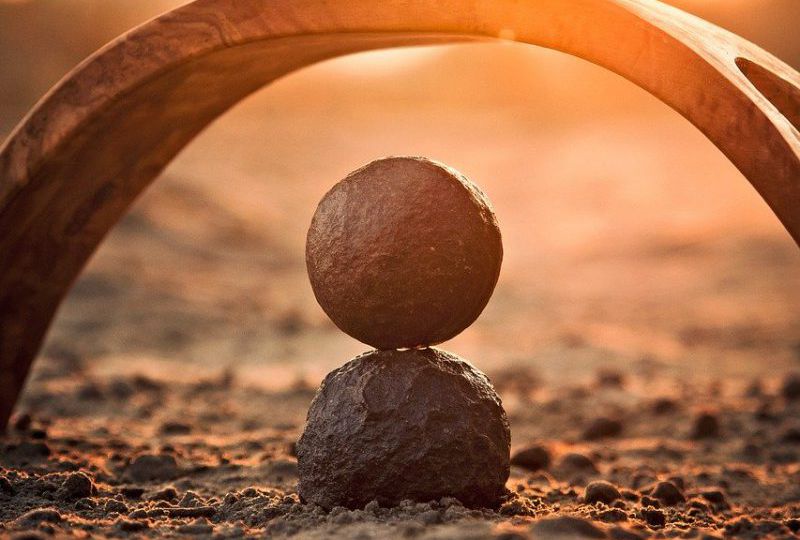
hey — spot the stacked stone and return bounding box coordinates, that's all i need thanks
[298,157,509,510]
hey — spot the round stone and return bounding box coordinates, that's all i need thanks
[296,348,510,509]
[584,481,621,505]
[305,156,503,350]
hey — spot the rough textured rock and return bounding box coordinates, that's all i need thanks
[305,157,503,350]
[57,472,94,501]
[296,348,510,509]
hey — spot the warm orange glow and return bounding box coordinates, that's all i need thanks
[0,0,798,537]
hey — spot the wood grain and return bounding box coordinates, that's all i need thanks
[0,0,798,429]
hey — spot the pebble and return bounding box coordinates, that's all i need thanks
[77,382,104,401]
[29,429,47,440]
[699,490,727,506]
[688,499,709,512]
[0,476,13,495]
[641,508,666,528]
[121,486,145,499]
[132,374,164,392]
[57,472,94,501]
[148,486,178,501]
[781,373,800,400]
[530,516,606,538]
[650,481,685,506]
[691,412,720,439]
[128,509,148,520]
[179,491,204,507]
[620,489,640,502]
[583,417,623,440]
[596,370,625,388]
[127,454,178,482]
[510,445,551,471]
[585,481,622,505]
[640,496,660,508]
[105,499,129,514]
[557,453,600,475]
[597,508,628,523]
[116,518,149,532]
[15,509,62,526]
[780,427,800,443]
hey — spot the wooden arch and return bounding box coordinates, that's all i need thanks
[1,0,799,429]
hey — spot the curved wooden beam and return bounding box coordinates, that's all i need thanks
[0,0,798,429]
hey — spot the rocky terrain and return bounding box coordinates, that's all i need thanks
[4,343,800,538]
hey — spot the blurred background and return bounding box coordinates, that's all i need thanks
[1,0,799,391]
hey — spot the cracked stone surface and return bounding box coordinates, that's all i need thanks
[297,348,511,509]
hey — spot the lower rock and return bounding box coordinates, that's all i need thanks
[296,348,510,509]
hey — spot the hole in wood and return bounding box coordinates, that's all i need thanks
[736,57,800,132]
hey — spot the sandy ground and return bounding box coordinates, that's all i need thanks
[2,3,800,537]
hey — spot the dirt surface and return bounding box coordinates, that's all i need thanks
[2,4,800,537]
[5,332,800,539]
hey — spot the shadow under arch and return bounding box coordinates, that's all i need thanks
[0,0,799,429]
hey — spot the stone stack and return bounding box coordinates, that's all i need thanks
[298,157,509,509]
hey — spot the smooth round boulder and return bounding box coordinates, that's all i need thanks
[296,348,510,509]
[305,156,503,350]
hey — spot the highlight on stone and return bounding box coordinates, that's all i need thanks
[305,156,503,351]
